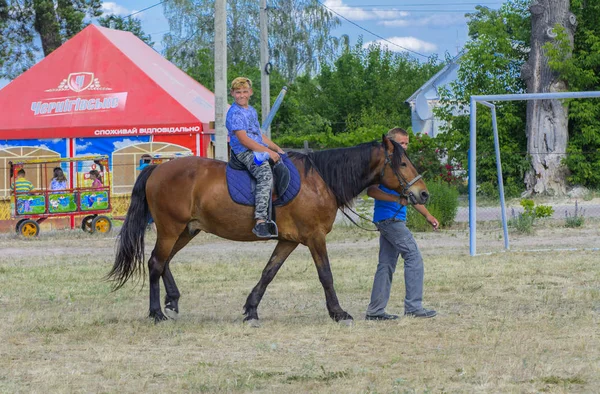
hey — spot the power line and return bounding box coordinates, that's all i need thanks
[167,28,200,56]
[339,9,489,13]
[122,0,170,20]
[148,29,171,36]
[316,0,430,59]
[340,3,502,6]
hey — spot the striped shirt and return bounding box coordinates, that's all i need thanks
[14,177,33,193]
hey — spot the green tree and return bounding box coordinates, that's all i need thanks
[0,0,102,79]
[98,15,154,46]
[0,0,9,71]
[271,42,442,149]
[162,0,260,76]
[269,0,341,82]
[437,0,531,198]
[161,0,340,82]
[544,0,600,188]
[312,42,440,134]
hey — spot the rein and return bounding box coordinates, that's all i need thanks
[338,206,379,232]
[339,199,407,232]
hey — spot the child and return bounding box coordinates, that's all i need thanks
[14,168,34,193]
[89,170,103,189]
[137,154,152,171]
[50,167,68,191]
[225,77,285,238]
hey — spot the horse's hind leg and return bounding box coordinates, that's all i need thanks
[148,225,198,323]
[148,245,171,322]
[308,237,353,323]
[162,227,200,320]
[162,264,180,320]
[244,240,299,324]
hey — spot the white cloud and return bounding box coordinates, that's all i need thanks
[379,14,467,28]
[324,0,407,21]
[101,2,134,16]
[38,138,64,144]
[75,141,93,152]
[113,138,141,150]
[364,37,437,54]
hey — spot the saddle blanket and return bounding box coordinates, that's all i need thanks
[226,155,301,206]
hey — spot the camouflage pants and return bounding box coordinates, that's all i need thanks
[235,150,273,221]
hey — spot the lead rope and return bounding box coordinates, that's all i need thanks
[339,200,406,232]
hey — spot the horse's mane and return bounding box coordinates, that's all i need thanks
[288,140,406,208]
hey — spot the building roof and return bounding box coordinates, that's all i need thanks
[0,25,215,140]
[405,51,464,103]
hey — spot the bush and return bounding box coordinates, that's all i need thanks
[508,211,534,234]
[408,134,465,184]
[509,199,554,234]
[565,201,585,228]
[406,181,459,232]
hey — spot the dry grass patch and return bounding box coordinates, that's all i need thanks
[0,227,598,393]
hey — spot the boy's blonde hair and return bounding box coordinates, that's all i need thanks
[230,77,252,90]
[387,127,408,139]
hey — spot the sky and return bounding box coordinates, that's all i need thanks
[0,0,504,89]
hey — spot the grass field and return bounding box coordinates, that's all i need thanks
[0,226,598,393]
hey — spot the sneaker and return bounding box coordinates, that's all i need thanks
[365,312,399,321]
[404,308,437,318]
[252,222,272,238]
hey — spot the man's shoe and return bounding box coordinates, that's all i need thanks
[252,222,272,238]
[404,308,437,318]
[365,312,399,321]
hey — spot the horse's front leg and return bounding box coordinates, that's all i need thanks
[308,237,353,323]
[244,240,299,325]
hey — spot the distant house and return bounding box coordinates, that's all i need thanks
[405,51,465,137]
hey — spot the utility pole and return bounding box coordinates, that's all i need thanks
[260,0,271,138]
[214,0,228,161]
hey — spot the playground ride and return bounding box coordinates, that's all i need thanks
[9,156,112,237]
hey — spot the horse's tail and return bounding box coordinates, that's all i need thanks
[108,165,158,290]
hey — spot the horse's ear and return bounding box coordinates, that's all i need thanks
[382,134,394,152]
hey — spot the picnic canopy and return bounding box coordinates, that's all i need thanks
[0,24,215,142]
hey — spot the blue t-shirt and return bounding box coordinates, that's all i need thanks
[372,185,406,223]
[226,102,268,154]
[50,179,67,191]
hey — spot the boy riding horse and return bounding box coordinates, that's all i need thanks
[225,77,286,238]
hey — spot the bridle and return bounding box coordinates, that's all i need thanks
[380,145,422,204]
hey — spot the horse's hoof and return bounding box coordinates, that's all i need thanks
[150,312,168,323]
[339,319,354,327]
[164,308,179,320]
[244,319,261,328]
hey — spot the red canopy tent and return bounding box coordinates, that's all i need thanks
[0,24,215,156]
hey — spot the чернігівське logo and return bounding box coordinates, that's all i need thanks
[45,72,112,92]
[33,72,124,116]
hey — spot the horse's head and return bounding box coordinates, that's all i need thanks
[379,134,429,205]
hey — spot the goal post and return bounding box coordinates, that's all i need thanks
[469,91,600,256]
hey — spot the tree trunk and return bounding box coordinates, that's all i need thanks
[521,0,576,196]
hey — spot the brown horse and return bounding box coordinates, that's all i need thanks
[108,135,429,324]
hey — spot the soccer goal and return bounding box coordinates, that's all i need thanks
[468,91,600,256]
